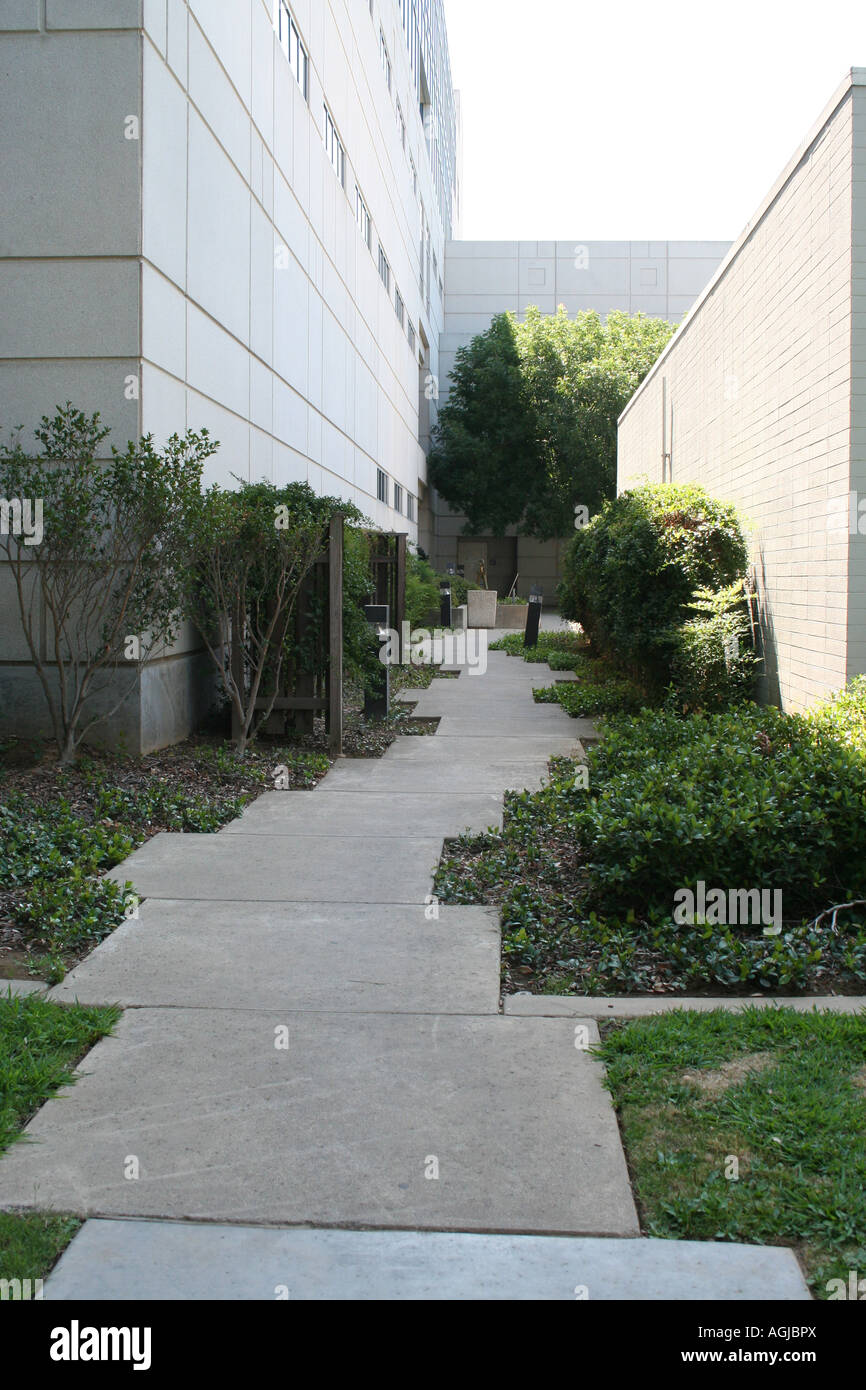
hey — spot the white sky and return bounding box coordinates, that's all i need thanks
[441,0,865,241]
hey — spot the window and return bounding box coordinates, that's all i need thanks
[406,493,416,522]
[407,320,416,354]
[378,244,390,292]
[394,484,403,515]
[276,3,308,99]
[355,186,371,249]
[395,285,404,328]
[380,30,391,91]
[324,106,345,186]
[377,468,389,504]
[396,99,406,150]
[419,200,426,292]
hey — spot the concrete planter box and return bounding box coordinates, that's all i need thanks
[495,603,528,631]
[467,589,498,628]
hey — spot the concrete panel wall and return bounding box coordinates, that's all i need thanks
[0,19,144,748]
[0,1,459,751]
[618,74,864,712]
[137,0,452,536]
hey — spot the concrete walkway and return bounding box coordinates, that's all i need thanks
[0,622,811,1299]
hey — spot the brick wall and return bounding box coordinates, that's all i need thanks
[618,73,866,712]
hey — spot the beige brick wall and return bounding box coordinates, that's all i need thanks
[618,74,865,713]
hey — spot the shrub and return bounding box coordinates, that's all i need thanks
[559,484,749,685]
[668,582,759,710]
[187,481,360,756]
[535,673,650,718]
[575,703,866,920]
[442,572,469,608]
[405,551,442,629]
[0,405,215,763]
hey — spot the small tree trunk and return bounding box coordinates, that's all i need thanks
[58,728,78,765]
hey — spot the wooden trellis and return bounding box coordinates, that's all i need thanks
[232,513,343,755]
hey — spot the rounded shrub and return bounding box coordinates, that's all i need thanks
[559,483,749,682]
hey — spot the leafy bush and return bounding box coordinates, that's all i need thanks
[668,582,759,710]
[440,571,469,608]
[341,527,380,686]
[0,405,215,763]
[490,630,588,660]
[187,480,363,755]
[535,674,650,718]
[559,483,749,689]
[576,703,866,921]
[405,551,442,629]
[809,673,866,749]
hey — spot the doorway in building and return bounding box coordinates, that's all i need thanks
[457,537,518,593]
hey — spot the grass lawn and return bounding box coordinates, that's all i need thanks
[0,991,119,1287]
[598,1007,866,1298]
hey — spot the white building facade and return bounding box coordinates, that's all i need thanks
[0,0,458,747]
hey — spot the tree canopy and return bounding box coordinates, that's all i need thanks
[428,306,676,541]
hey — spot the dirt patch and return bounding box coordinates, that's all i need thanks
[851,1064,866,1095]
[680,1051,776,1097]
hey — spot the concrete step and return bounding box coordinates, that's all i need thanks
[43,1219,812,1301]
[48,903,501,1014]
[0,1011,637,1235]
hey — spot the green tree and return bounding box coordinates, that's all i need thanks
[0,404,214,763]
[429,307,676,540]
[186,481,345,758]
[427,314,540,535]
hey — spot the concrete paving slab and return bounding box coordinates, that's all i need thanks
[384,736,583,762]
[220,791,503,838]
[107,833,442,904]
[322,759,550,795]
[505,994,866,1018]
[48,903,501,1014]
[43,1220,811,1301]
[0,1010,637,1235]
[428,716,581,738]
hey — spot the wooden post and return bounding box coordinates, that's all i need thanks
[395,531,407,635]
[328,513,343,756]
[230,597,244,745]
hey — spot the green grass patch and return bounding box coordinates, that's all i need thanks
[0,992,118,1289]
[0,992,120,1152]
[598,1008,866,1296]
[0,1211,81,1287]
